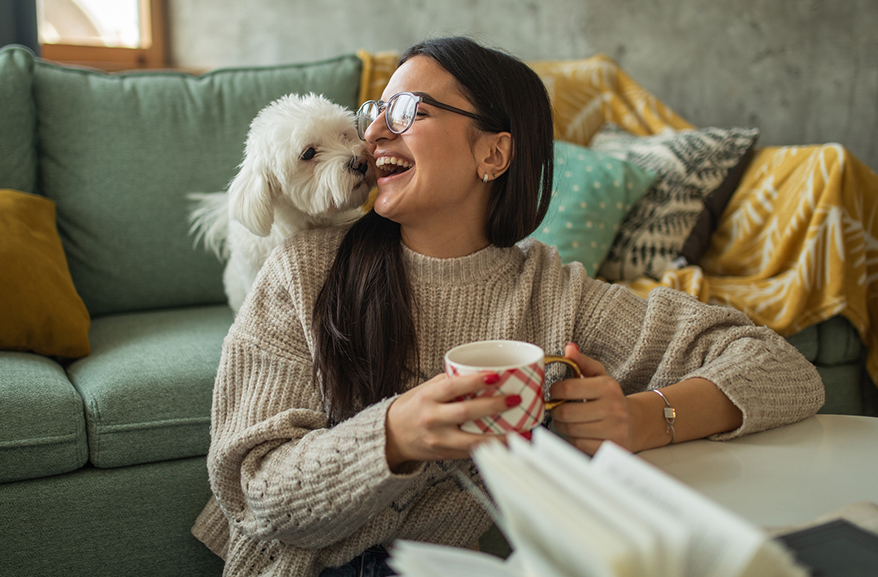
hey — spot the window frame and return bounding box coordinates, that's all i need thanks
[39,0,167,71]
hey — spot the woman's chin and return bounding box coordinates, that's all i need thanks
[372,191,399,220]
[373,174,414,219]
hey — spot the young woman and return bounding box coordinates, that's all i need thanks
[195,37,823,577]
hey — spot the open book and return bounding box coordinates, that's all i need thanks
[388,429,807,577]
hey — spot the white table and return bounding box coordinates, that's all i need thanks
[638,415,878,529]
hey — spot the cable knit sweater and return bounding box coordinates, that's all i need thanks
[193,225,824,577]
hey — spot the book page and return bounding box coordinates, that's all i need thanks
[591,441,766,577]
[529,430,689,577]
[475,440,638,577]
[509,434,659,577]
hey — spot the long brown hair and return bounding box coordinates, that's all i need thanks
[312,37,554,424]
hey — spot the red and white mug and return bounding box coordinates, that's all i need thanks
[444,340,581,434]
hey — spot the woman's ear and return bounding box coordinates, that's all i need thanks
[477,132,513,180]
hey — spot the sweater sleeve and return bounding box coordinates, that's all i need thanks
[573,282,825,440]
[206,236,423,549]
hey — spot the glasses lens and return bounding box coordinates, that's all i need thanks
[387,93,417,134]
[357,101,380,139]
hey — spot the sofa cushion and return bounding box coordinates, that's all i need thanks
[66,305,234,468]
[531,141,656,276]
[592,123,759,281]
[678,144,757,267]
[0,352,88,483]
[33,55,362,316]
[0,189,90,358]
[0,45,36,193]
[815,315,863,366]
[816,363,863,416]
[784,324,818,363]
[785,317,863,367]
[0,456,222,577]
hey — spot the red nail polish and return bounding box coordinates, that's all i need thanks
[505,394,522,407]
[519,430,533,441]
[567,342,580,352]
[483,373,501,385]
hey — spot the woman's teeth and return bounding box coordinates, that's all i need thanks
[376,156,413,175]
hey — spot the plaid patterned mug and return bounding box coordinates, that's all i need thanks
[444,340,581,434]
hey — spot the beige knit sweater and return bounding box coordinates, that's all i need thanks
[193,225,824,576]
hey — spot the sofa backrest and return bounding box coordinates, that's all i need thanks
[0,45,362,317]
[0,46,36,194]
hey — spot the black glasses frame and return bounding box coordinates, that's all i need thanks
[356,91,483,140]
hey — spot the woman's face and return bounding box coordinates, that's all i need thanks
[364,56,494,251]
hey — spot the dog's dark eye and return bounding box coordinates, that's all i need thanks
[301,147,317,161]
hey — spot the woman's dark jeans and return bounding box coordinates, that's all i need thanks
[318,546,395,577]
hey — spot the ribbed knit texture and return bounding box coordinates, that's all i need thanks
[194,226,824,576]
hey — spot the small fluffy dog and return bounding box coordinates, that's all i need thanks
[189,93,375,313]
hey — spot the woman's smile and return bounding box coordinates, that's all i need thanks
[374,154,414,184]
[375,155,413,176]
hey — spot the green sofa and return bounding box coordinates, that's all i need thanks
[1,44,875,577]
[0,44,361,577]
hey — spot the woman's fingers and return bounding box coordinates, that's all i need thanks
[436,390,521,425]
[564,342,608,378]
[552,398,632,456]
[549,373,616,402]
[428,371,506,402]
[548,347,633,455]
[385,372,521,468]
[424,371,524,425]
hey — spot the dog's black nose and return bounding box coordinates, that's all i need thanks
[349,157,369,175]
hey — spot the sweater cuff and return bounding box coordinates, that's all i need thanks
[331,396,426,486]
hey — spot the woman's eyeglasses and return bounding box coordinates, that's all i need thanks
[356,91,482,140]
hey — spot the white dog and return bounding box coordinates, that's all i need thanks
[189,93,375,313]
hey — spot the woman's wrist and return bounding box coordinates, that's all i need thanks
[627,390,676,452]
[384,397,418,474]
[628,378,743,452]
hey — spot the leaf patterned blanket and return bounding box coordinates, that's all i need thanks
[624,145,878,386]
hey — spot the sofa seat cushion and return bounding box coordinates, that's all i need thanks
[0,352,88,483]
[813,316,863,366]
[0,46,36,193]
[784,324,818,363]
[33,54,362,316]
[786,316,866,415]
[785,316,864,372]
[816,363,863,416]
[66,305,234,468]
[0,456,222,577]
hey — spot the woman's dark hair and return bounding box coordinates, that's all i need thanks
[313,36,554,424]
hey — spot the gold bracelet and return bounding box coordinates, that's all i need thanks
[652,389,676,444]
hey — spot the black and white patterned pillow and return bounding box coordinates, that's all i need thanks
[591,123,759,281]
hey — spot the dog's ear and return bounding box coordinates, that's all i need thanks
[227,158,278,237]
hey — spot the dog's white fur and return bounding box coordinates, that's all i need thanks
[189,93,375,313]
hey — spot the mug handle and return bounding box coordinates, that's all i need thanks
[543,356,582,410]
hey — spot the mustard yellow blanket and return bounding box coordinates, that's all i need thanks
[357,51,878,387]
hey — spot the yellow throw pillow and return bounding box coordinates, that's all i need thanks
[0,189,90,357]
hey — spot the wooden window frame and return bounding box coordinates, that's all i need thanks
[39,0,167,71]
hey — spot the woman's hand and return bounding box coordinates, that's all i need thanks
[549,343,634,455]
[385,372,519,472]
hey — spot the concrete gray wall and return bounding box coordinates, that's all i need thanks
[166,0,878,170]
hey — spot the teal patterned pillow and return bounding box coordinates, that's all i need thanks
[531,141,656,276]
